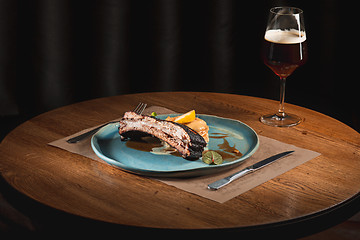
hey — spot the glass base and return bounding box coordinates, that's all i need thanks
[260,113,302,127]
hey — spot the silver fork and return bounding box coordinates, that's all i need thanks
[66,102,147,143]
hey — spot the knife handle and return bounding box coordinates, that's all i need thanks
[208,167,253,190]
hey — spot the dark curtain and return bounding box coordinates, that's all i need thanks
[1,0,358,132]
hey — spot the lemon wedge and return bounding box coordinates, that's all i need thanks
[174,110,196,124]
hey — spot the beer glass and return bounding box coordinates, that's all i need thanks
[260,7,308,127]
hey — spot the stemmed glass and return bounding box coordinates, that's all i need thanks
[260,7,308,127]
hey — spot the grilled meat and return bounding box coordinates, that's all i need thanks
[118,112,207,160]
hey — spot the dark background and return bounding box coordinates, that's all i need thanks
[1,0,359,136]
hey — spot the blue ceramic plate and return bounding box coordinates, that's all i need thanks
[91,114,259,177]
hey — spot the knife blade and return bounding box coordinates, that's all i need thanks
[207,151,294,190]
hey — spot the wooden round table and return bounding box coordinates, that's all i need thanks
[0,92,359,236]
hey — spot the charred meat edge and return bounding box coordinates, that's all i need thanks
[118,112,206,160]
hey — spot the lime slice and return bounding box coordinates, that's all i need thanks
[202,151,223,165]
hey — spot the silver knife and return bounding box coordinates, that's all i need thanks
[207,151,294,190]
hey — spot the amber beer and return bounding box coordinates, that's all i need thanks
[262,29,308,78]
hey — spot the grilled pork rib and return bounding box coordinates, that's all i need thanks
[118,111,207,160]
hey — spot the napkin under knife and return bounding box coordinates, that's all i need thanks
[208,151,294,190]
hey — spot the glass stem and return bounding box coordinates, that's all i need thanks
[277,77,286,118]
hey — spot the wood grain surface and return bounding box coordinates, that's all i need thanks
[0,92,359,231]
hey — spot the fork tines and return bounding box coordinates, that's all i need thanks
[133,102,147,115]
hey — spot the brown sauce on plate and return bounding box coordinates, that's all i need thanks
[209,133,243,162]
[125,137,163,152]
[125,133,242,162]
[125,137,181,157]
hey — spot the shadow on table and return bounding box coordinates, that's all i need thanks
[0,173,359,238]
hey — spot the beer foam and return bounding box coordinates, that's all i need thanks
[265,29,306,44]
